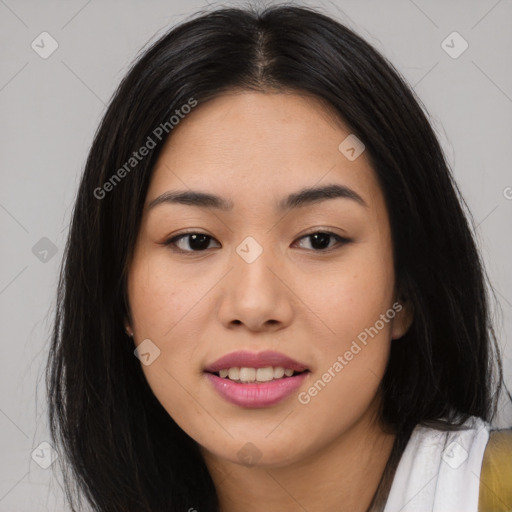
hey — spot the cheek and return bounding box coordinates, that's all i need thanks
[127,256,214,438]
[292,261,395,446]
[291,242,395,421]
[127,254,211,388]
[128,252,205,335]
[297,246,395,348]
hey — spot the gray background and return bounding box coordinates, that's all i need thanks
[1,0,511,509]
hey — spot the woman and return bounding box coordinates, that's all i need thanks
[46,4,512,511]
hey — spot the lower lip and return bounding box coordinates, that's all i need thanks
[204,372,309,408]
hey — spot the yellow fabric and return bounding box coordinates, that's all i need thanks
[479,428,512,511]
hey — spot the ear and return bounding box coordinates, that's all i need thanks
[391,296,414,340]
[124,318,134,337]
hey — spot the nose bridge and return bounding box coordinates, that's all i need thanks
[235,234,268,266]
[217,232,293,330]
[232,234,279,295]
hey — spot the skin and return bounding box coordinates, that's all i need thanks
[125,90,413,512]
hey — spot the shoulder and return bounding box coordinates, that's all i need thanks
[478,428,512,512]
[384,415,492,511]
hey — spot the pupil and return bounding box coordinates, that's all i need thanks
[189,234,210,251]
[310,233,330,250]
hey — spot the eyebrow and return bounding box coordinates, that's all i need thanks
[146,183,367,212]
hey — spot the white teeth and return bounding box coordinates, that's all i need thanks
[255,367,274,382]
[273,366,285,379]
[239,367,256,383]
[228,367,239,380]
[216,366,301,382]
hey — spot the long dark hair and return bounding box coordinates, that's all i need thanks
[46,3,509,511]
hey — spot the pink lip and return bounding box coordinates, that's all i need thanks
[204,372,310,408]
[204,350,309,373]
[203,350,310,408]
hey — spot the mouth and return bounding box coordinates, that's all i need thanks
[203,350,311,408]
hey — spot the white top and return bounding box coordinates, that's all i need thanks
[384,415,491,512]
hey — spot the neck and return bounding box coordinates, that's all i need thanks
[202,403,397,512]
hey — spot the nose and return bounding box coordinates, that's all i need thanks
[216,239,294,332]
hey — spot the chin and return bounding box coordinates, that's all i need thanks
[200,434,310,469]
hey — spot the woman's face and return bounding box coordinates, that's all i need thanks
[126,91,412,467]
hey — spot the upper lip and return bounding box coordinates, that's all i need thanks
[204,350,309,373]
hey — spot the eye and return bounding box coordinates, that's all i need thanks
[163,232,220,253]
[293,231,350,251]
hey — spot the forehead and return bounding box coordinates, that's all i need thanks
[145,91,383,214]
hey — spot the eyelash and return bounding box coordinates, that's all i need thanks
[162,230,351,255]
